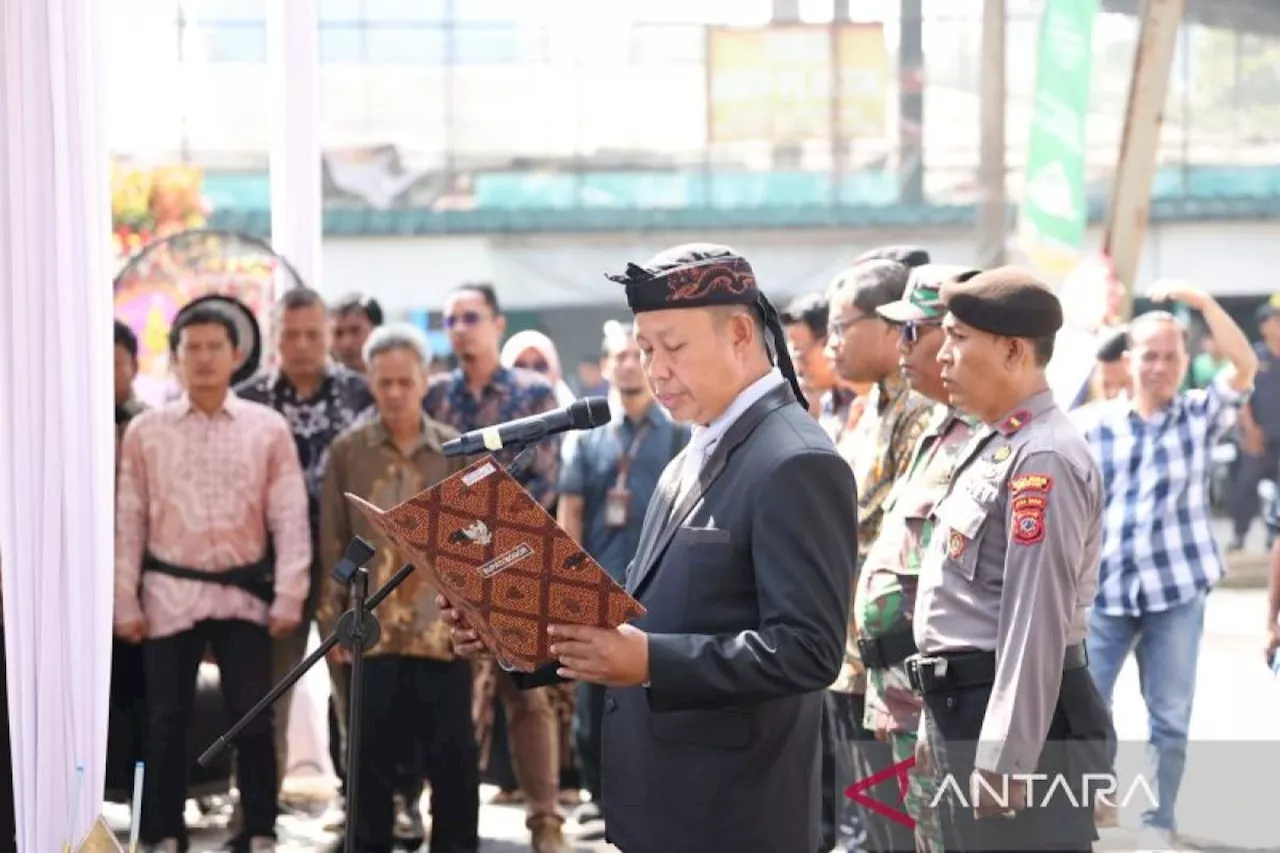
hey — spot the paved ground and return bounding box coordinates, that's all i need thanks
[104,584,1280,852]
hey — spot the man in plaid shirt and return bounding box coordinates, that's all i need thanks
[1072,280,1256,849]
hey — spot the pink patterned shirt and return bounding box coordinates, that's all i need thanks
[115,393,312,640]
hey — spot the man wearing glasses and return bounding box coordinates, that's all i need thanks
[824,258,939,852]
[423,283,571,853]
[853,265,982,852]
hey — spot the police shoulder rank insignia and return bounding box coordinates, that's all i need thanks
[1009,471,1052,546]
[947,528,968,560]
[999,410,1032,435]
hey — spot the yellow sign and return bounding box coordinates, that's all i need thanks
[707,24,888,144]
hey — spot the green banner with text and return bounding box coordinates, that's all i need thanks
[1017,0,1100,275]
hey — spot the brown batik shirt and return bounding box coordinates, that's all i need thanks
[317,414,467,660]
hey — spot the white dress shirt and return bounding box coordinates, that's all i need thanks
[674,368,785,502]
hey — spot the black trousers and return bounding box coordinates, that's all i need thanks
[1231,440,1280,539]
[141,620,277,846]
[0,631,15,853]
[355,656,480,853]
[105,637,148,800]
[831,691,917,853]
[921,667,1109,853]
[574,681,606,803]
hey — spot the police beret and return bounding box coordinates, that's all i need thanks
[939,266,1064,338]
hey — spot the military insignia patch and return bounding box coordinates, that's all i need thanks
[1012,507,1046,545]
[946,529,968,560]
[991,446,1011,462]
[1009,473,1054,496]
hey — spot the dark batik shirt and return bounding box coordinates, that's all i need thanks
[236,364,375,536]
[423,365,561,508]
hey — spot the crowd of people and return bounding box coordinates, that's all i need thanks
[0,239,1269,853]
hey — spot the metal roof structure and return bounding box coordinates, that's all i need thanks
[1102,0,1280,35]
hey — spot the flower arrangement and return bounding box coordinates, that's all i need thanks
[110,162,211,261]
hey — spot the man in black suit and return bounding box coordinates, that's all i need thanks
[444,244,858,853]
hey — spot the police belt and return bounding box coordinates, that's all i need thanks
[857,629,918,670]
[905,643,1088,695]
[142,552,275,605]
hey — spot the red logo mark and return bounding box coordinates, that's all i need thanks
[844,757,916,830]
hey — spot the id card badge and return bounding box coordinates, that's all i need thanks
[605,487,631,528]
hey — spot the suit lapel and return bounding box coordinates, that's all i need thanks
[624,447,686,588]
[627,385,792,597]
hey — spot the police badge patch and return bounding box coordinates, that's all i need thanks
[947,529,968,560]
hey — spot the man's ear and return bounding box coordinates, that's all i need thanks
[495,315,507,338]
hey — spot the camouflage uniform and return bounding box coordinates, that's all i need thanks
[832,371,937,694]
[856,407,978,851]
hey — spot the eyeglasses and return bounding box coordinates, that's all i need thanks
[901,319,943,345]
[444,310,485,329]
[828,314,877,339]
[515,358,549,374]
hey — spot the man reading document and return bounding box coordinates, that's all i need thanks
[442,244,858,853]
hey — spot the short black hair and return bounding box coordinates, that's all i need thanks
[839,259,910,316]
[331,292,384,327]
[779,292,830,339]
[114,320,138,360]
[449,282,500,316]
[169,306,239,354]
[1033,335,1056,366]
[1095,325,1131,363]
[277,286,326,313]
[855,245,930,269]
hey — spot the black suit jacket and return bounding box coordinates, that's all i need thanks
[520,383,858,853]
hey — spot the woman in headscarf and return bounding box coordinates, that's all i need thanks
[500,329,578,407]
[487,329,584,808]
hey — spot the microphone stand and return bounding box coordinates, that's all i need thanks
[202,447,539,851]
[199,537,413,853]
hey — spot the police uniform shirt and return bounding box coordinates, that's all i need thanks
[912,389,1104,775]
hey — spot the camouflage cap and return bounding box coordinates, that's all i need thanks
[877,264,981,323]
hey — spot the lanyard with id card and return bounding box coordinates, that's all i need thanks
[605,420,652,528]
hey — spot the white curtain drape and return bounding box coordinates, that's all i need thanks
[267,0,335,783]
[0,0,115,849]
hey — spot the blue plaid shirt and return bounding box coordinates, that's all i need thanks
[1072,374,1245,616]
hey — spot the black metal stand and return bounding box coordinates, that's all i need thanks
[198,536,412,853]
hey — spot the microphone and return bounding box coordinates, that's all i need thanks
[442,397,612,458]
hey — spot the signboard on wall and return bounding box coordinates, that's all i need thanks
[706,24,889,145]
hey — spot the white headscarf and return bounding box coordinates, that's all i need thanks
[500,329,577,407]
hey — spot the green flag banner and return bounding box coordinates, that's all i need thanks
[1017,0,1100,275]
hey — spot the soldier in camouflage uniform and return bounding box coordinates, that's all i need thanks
[318,325,480,853]
[855,266,981,851]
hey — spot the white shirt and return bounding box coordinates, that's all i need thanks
[675,369,785,500]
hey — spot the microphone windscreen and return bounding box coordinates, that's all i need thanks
[345,536,377,565]
[570,396,612,429]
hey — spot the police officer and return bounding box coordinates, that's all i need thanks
[908,267,1112,853]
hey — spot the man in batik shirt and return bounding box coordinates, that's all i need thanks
[235,287,378,836]
[826,258,938,852]
[856,265,981,851]
[424,283,569,853]
[116,306,311,852]
[319,324,480,853]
